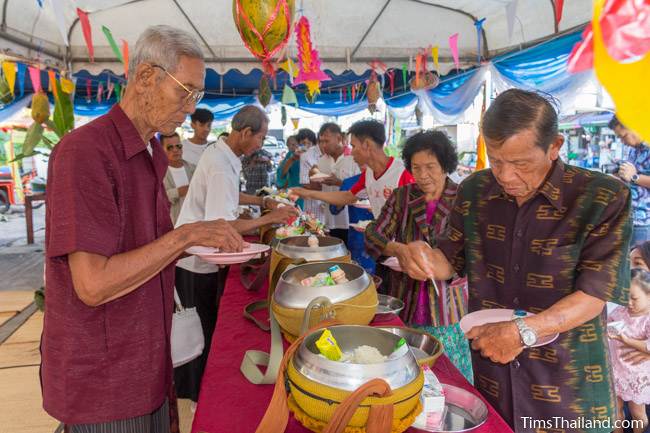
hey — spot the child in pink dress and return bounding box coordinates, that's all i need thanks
[608,268,650,433]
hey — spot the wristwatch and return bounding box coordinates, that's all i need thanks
[631,174,640,184]
[514,318,538,348]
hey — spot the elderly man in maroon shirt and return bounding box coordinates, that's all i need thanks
[42,25,243,433]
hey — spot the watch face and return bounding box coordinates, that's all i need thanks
[522,330,537,346]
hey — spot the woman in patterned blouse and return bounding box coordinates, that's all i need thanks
[365,130,472,381]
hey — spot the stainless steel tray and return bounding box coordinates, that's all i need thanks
[411,383,488,432]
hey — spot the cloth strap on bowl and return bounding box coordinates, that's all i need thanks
[254,320,395,433]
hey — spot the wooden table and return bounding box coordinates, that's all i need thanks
[24,193,45,244]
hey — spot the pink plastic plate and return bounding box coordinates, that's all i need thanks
[382,256,402,272]
[186,243,270,265]
[352,200,372,210]
[459,309,559,347]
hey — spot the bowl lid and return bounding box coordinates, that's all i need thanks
[274,262,370,308]
[275,236,348,261]
[293,325,421,391]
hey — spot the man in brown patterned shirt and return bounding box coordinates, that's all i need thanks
[399,89,632,433]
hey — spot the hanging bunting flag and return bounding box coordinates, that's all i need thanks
[107,77,115,100]
[351,84,356,101]
[86,79,92,102]
[28,66,42,92]
[2,62,16,96]
[102,26,124,63]
[122,40,129,78]
[279,58,298,84]
[258,75,272,107]
[401,63,408,91]
[77,8,94,62]
[281,84,298,106]
[342,87,347,102]
[449,33,460,70]
[47,70,59,100]
[16,63,26,97]
[294,16,331,97]
[114,82,122,102]
[555,0,564,25]
[291,117,300,129]
[506,0,519,41]
[431,46,439,73]
[97,81,104,103]
[60,77,75,94]
[475,18,486,63]
[51,0,69,46]
[414,55,423,87]
[387,70,395,96]
[36,0,44,7]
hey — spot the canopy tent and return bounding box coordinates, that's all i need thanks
[0,0,596,122]
[2,0,592,74]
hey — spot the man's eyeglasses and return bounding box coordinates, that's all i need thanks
[151,64,204,106]
[166,144,183,151]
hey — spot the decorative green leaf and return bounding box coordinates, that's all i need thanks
[53,79,74,136]
[45,118,63,139]
[23,122,44,155]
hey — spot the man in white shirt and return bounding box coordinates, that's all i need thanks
[173,105,298,405]
[291,119,414,219]
[314,123,360,244]
[297,128,326,222]
[182,108,214,165]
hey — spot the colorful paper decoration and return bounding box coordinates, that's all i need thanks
[554,0,564,25]
[86,79,92,102]
[97,82,104,103]
[2,62,16,96]
[449,33,460,70]
[351,84,356,101]
[367,73,381,113]
[107,77,115,100]
[567,0,650,73]
[387,70,395,96]
[52,0,69,46]
[281,105,287,126]
[431,46,439,73]
[474,18,486,63]
[47,70,58,100]
[291,117,300,129]
[410,52,439,91]
[114,82,122,102]
[122,40,129,78]
[102,26,124,64]
[16,63,26,97]
[258,75,272,107]
[60,77,75,94]
[0,75,12,104]
[506,0,519,41]
[294,16,330,97]
[28,66,42,92]
[233,0,295,75]
[593,0,650,141]
[77,8,94,62]
[281,84,298,106]
[279,58,298,83]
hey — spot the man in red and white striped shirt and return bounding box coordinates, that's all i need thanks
[291,119,414,219]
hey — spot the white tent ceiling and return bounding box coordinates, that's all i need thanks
[1,0,592,75]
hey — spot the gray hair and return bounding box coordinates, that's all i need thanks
[231,106,269,134]
[128,25,204,81]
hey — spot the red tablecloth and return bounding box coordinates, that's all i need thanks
[192,265,513,433]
